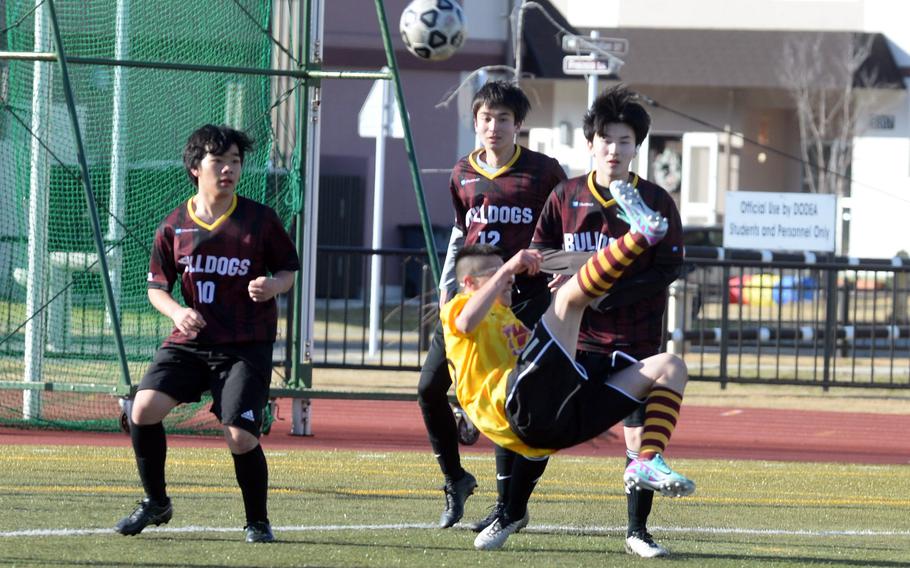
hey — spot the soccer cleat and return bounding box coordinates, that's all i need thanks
[244,521,275,543]
[624,454,695,497]
[439,471,477,528]
[470,501,505,533]
[115,497,173,536]
[473,510,530,550]
[610,180,668,246]
[625,531,669,558]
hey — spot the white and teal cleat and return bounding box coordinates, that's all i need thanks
[623,453,695,497]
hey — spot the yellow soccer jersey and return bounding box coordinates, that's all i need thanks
[440,293,555,458]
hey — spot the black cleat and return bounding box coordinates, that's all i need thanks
[439,471,477,528]
[245,521,275,543]
[470,501,505,533]
[115,498,172,536]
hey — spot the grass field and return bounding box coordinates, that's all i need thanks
[1,444,908,567]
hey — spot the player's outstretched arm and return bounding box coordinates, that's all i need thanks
[455,249,541,334]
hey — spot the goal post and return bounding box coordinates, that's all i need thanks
[0,0,283,429]
[0,0,439,432]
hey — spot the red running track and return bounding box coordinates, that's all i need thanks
[1,399,908,465]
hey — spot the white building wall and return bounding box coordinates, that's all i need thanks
[526,80,602,173]
[864,0,910,65]
[849,137,910,258]
[850,90,910,258]
[547,0,910,257]
[462,0,510,41]
[552,0,869,31]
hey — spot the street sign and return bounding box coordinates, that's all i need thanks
[724,191,837,252]
[358,77,403,139]
[561,34,628,55]
[562,55,621,76]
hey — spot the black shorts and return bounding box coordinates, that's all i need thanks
[138,342,273,437]
[576,350,648,427]
[504,321,642,451]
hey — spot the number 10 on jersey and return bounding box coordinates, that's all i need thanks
[196,281,215,303]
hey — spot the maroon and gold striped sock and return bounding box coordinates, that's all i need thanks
[638,387,683,460]
[575,231,650,298]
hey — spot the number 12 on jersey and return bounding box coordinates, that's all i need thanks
[477,230,501,246]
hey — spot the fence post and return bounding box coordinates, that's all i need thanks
[822,264,838,391]
[839,277,851,357]
[666,279,694,355]
[719,264,730,389]
[894,252,909,324]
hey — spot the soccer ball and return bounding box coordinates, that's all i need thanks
[399,0,466,61]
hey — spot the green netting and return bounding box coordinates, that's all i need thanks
[0,0,296,430]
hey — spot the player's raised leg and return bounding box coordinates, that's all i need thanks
[610,179,693,497]
[550,177,693,498]
[541,178,668,352]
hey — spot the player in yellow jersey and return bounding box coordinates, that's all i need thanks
[442,181,694,551]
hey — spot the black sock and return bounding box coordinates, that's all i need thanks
[504,456,548,522]
[421,401,463,482]
[626,453,654,536]
[232,445,269,525]
[495,446,517,504]
[130,422,167,503]
[417,329,464,481]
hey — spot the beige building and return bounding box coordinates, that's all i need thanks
[303,0,909,260]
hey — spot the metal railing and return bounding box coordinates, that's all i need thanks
[668,247,909,389]
[308,246,437,370]
[309,245,910,389]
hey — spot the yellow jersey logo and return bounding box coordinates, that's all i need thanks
[502,323,530,356]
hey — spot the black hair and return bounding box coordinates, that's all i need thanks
[582,84,651,145]
[182,124,255,186]
[471,80,531,125]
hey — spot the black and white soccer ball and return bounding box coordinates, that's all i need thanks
[399,0,466,61]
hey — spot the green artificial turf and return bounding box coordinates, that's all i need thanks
[1,445,908,567]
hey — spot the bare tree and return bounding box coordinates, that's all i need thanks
[780,33,877,196]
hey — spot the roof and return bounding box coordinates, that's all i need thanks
[522,25,905,90]
[519,0,580,79]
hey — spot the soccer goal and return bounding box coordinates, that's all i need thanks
[0,0,437,433]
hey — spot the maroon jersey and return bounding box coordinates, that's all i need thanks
[148,195,300,346]
[450,145,565,255]
[450,145,566,298]
[532,172,683,358]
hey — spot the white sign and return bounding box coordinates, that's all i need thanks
[562,55,620,76]
[561,35,628,55]
[724,191,837,252]
[358,78,403,139]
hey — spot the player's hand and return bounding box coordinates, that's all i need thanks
[172,307,205,340]
[248,276,277,302]
[548,273,570,291]
[504,249,542,277]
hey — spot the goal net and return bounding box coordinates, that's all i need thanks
[0,0,296,431]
